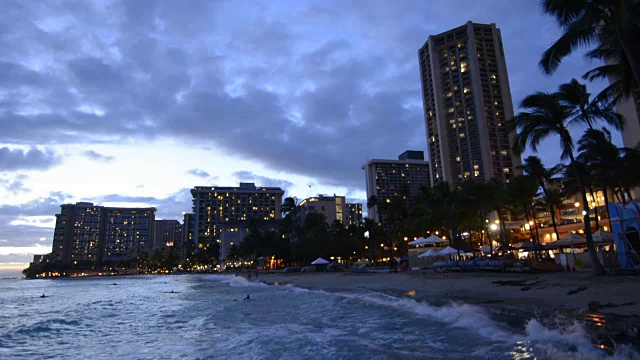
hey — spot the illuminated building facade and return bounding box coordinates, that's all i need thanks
[50,202,156,266]
[190,183,284,247]
[363,151,431,222]
[419,22,521,186]
[101,207,156,262]
[51,202,102,266]
[298,195,346,225]
[346,203,363,226]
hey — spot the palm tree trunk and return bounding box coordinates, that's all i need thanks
[589,186,600,230]
[549,203,561,243]
[569,153,606,275]
[603,186,612,226]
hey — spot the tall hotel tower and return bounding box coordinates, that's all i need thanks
[419,22,521,186]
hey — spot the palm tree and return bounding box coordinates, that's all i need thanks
[577,128,621,223]
[521,156,562,243]
[540,0,640,104]
[510,82,622,274]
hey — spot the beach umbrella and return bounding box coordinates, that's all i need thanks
[417,249,439,258]
[311,257,330,265]
[437,246,458,256]
[408,237,428,245]
[497,244,516,251]
[592,229,614,244]
[517,240,546,251]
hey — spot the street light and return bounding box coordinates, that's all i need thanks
[489,223,498,255]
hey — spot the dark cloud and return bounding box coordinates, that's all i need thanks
[0,192,69,217]
[232,171,294,194]
[84,150,115,162]
[0,147,60,171]
[0,0,615,187]
[94,188,192,220]
[186,169,210,178]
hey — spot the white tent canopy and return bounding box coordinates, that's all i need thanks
[409,235,447,246]
[311,257,330,265]
[424,235,447,244]
[549,232,586,246]
[417,249,439,258]
[437,246,458,256]
[408,237,428,245]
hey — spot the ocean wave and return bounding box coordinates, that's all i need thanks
[271,284,640,359]
[202,274,269,288]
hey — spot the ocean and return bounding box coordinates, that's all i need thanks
[0,274,638,360]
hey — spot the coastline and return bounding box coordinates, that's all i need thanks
[257,271,640,316]
[256,271,640,351]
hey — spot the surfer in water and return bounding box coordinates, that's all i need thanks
[244,295,251,301]
[40,294,46,298]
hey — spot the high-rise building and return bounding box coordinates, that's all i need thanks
[51,202,102,266]
[615,97,640,200]
[50,202,156,266]
[418,22,521,186]
[617,97,640,149]
[153,219,181,251]
[181,212,195,259]
[100,207,155,262]
[363,151,431,222]
[346,203,363,226]
[190,183,285,247]
[298,195,346,225]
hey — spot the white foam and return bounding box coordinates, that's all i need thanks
[203,274,268,288]
[336,291,516,342]
[273,285,640,358]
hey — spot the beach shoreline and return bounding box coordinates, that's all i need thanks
[255,270,640,351]
[257,271,640,315]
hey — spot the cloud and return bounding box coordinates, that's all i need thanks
[83,150,115,162]
[0,174,30,194]
[186,169,210,178]
[0,0,613,189]
[232,171,294,194]
[0,147,61,171]
[93,188,193,220]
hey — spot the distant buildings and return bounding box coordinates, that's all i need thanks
[298,195,346,225]
[153,219,181,251]
[346,203,363,226]
[50,202,156,267]
[418,22,521,186]
[190,182,285,257]
[363,150,431,222]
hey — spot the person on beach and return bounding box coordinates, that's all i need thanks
[255,268,259,278]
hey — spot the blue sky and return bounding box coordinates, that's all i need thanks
[0,0,620,269]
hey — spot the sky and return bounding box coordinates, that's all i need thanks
[0,0,622,269]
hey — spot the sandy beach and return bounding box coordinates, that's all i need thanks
[257,271,640,317]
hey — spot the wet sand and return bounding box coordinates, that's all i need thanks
[258,270,640,317]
